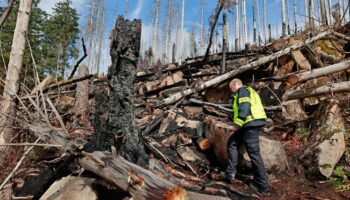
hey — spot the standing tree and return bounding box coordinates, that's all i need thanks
[256,0,261,45]
[200,0,205,55]
[47,0,79,79]
[0,0,33,155]
[293,0,297,33]
[304,0,308,28]
[165,0,174,63]
[179,0,185,65]
[263,0,267,43]
[309,0,315,30]
[242,0,248,47]
[252,0,257,44]
[151,0,160,61]
[320,0,328,25]
[235,2,240,51]
[281,0,286,36]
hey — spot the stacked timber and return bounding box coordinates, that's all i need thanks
[2,19,350,200]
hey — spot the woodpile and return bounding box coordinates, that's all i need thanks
[1,18,350,200]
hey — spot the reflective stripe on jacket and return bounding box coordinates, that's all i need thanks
[232,86,267,127]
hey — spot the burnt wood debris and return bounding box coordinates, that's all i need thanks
[1,2,350,200]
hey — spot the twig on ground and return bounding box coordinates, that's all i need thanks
[0,143,61,147]
[0,137,41,190]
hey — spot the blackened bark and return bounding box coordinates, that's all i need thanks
[107,16,148,166]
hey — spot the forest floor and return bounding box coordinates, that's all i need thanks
[221,131,350,200]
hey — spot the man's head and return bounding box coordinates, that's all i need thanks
[229,78,243,93]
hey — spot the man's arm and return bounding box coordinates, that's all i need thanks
[234,87,251,129]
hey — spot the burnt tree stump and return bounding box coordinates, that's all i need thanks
[94,16,148,166]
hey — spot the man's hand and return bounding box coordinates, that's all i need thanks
[232,126,238,132]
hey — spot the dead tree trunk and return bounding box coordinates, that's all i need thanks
[283,81,350,100]
[320,0,328,25]
[204,1,224,60]
[221,8,228,74]
[235,3,240,51]
[74,64,92,131]
[282,0,287,36]
[309,0,315,30]
[286,60,350,86]
[0,0,33,147]
[101,17,148,166]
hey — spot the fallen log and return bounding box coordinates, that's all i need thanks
[283,81,350,100]
[286,59,350,87]
[28,122,229,200]
[189,98,233,113]
[30,75,56,95]
[158,30,332,107]
[291,50,311,71]
[42,74,93,93]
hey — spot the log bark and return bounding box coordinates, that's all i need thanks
[283,81,350,100]
[286,60,350,87]
[158,30,331,107]
[74,64,92,131]
[29,123,228,200]
[0,0,33,149]
[291,50,311,71]
[42,74,93,93]
[30,75,56,95]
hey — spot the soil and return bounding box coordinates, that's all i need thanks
[220,130,350,200]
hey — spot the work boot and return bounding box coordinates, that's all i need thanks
[220,171,235,182]
[249,182,270,195]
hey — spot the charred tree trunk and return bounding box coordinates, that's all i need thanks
[99,17,148,166]
[221,9,228,74]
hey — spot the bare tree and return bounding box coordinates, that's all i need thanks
[293,0,297,33]
[256,0,261,45]
[263,0,267,43]
[222,7,228,73]
[200,0,205,54]
[282,0,287,36]
[327,0,333,25]
[304,0,308,28]
[190,22,197,57]
[252,0,257,44]
[340,0,344,24]
[235,2,240,51]
[165,0,174,63]
[286,0,291,35]
[242,0,248,47]
[0,0,33,148]
[86,0,106,74]
[153,0,160,60]
[179,0,185,65]
[320,0,328,25]
[204,0,224,59]
[309,0,315,30]
[174,3,179,63]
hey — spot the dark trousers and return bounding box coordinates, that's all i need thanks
[226,126,269,189]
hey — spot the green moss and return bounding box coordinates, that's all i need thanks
[316,39,342,58]
[295,127,310,139]
[330,166,350,191]
[320,163,333,169]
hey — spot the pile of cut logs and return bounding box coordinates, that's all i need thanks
[1,18,350,200]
